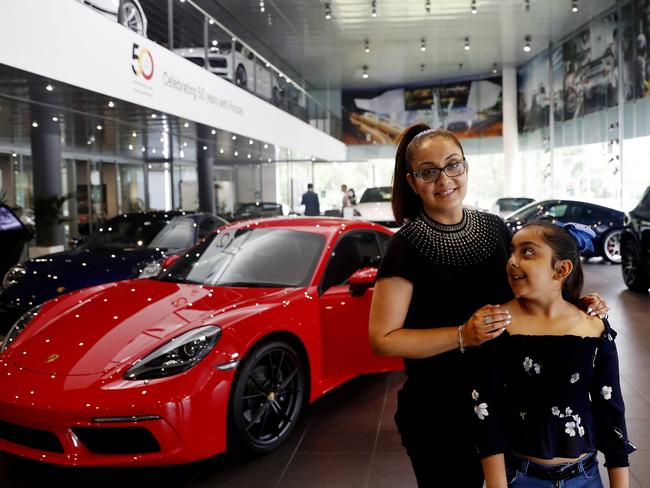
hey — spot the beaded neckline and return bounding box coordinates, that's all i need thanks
[419,208,468,233]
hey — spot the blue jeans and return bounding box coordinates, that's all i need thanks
[507,453,603,488]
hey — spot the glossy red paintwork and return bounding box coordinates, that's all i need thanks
[0,217,402,466]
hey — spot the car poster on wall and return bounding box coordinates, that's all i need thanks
[520,4,636,132]
[342,77,502,145]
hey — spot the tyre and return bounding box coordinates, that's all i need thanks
[601,229,623,263]
[621,240,650,292]
[118,0,146,36]
[230,341,305,454]
[235,64,247,88]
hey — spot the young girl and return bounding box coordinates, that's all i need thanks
[471,221,636,488]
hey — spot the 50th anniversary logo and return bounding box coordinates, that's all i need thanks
[132,43,154,80]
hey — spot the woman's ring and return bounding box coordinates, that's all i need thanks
[483,317,493,325]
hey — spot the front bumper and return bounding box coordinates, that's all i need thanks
[0,358,233,466]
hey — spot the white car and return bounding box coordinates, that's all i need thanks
[77,0,147,36]
[175,42,283,105]
[352,186,398,229]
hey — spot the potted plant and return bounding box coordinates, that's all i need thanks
[30,193,72,257]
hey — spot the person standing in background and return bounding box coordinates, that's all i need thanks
[341,184,352,217]
[301,183,320,216]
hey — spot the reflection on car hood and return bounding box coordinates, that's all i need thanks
[6,279,303,376]
[0,248,167,310]
[353,202,395,222]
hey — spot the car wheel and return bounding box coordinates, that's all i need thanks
[621,240,650,292]
[230,341,305,454]
[118,0,145,36]
[601,229,623,263]
[235,65,247,88]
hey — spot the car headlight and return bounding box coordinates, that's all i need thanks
[2,264,26,289]
[124,325,221,380]
[1,305,42,353]
[134,260,163,279]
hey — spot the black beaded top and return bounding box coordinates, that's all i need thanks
[377,208,513,440]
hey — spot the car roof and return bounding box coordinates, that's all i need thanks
[215,216,391,237]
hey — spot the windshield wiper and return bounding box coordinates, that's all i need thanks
[217,281,287,288]
[156,276,203,285]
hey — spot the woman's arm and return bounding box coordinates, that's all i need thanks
[369,277,510,359]
[481,454,508,488]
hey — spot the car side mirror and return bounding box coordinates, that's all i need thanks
[348,267,378,297]
[161,254,181,270]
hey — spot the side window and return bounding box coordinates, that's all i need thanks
[321,232,381,292]
[376,231,391,255]
[198,217,219,239]
[546,204,568,218]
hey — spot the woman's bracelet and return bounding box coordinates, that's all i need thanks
[458,325,465,353]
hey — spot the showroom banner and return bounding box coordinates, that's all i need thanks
[519,4,637,132]
[0,0,345,161]
[342,78,502,145]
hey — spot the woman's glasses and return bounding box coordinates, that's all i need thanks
[409,160,468,183]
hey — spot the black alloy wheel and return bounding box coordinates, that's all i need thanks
[621,240,650,292]
[235,65,247,88]
[601,229,623,263]
[230,341,305,453]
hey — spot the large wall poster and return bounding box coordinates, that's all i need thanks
[342,78,502,145]
[518,51,550,132]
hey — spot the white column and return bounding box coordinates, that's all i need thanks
[502,65,521,194]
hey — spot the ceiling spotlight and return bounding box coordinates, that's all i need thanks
[259,0,265,13]
[264,143,269,149]
[132,131,137,137]
[325,2,331,19]
[371,0,377,18]
[523,34,532,52]
[364,39,370,53]
[211,129,216,135]
[362,65,369,79]
[420,38,426,52]
[491,63,499,74]
[471,0,477,14]
[232,135,237,140]
[464,37,471,51]
[52,116,58,122]
[96,125,103,130]
[234,150,239,156]
[107,100,115,108]
[571,0,578,12]
[128,144,134,150]
[249,139,254,145]
[151,113,157,119]
[31,121,39,128]
[524,0,530,12]
[425,0,431,13]
[45,84,53,92]
[219,148,225,154]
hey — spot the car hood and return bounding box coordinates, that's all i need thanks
[353,202,395,222]
[7,279,300,376]
[0,247,166,309]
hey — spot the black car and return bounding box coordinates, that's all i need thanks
[234,201,283,220]
[504,199,625,263]
[0,211,227,334]
[621,186,650,292]
[493,197,535,217]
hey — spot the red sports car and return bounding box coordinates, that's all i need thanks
[0,217,402,466]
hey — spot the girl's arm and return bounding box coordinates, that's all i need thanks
[481,454,508,488]
[608,466,629,488]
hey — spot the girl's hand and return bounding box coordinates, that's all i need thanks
[462,305,511,347]
[577,293,609,318]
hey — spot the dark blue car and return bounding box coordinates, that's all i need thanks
[0,211,227,333]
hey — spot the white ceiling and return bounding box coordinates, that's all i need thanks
[205,0,616,90]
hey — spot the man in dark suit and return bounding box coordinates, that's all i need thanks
[301,183,320,216]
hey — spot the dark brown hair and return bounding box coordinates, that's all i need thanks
[391,124,465,225]
[522,220,584,304]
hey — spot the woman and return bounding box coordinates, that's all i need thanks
[471,221,635,487]
[368,124,607,487]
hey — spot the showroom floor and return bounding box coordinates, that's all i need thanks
[0,261,648,488]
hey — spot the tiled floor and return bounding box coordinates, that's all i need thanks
[0,261,648,487]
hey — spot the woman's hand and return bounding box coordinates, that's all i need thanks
[462,304,511,347]
[576,293,609,318]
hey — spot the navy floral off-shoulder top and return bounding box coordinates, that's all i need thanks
[470,319,636,467]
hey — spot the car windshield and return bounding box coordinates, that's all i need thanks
[158,228,325,288]
[148,216,196,250]
[83,216,172,250]
[360,187,392,203]
[505,201,547,221]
